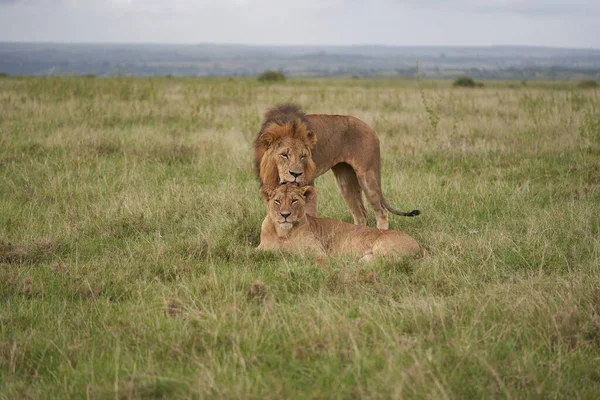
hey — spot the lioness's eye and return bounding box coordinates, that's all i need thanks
[300,155,306,160]
[281,153,288,159]
[274,200,281,205]
[291,199,298,205]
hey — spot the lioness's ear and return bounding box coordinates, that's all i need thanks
[300,186,316,201]
[259,186,275,201]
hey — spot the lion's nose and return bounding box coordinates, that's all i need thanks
[280,212,291,219]
[289,171,302,178]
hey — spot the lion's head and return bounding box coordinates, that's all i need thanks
[260,184,315,231]
[255,104,317,186]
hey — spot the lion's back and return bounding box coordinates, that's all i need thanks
[306,114,380,169]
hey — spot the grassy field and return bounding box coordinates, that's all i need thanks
[1,76,599,399]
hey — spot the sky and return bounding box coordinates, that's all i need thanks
[0,0,599,48]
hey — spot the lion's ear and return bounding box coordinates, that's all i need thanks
[260,186,276,201]
[300,186,316,201]
[259,123,284,149]
[259,132,275,149]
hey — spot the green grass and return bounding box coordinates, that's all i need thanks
[1,77,599,399]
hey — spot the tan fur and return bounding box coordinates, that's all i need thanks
[258,184,428,261]
[255,104,419,230]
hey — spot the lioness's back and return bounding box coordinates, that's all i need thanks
[306,215,423,259]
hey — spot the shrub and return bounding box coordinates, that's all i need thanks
[258,70,286,82]
[453,76,483,88]
[577,80,599,89]
[0,72,8,78]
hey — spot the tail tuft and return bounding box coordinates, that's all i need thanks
[380,197,421,217]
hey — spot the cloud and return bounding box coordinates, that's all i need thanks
[395,0,600,17]
[5,0,598,17]
[0,0,598,47]
[13,0,348,12]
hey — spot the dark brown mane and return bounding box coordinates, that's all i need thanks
[254,104,315,181]
[260,104,310,132]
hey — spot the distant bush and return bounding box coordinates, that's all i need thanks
[577,80,599,89]
[0,72,8,78]
[453,76,483,88]
[258,70,285,82]
[83,73,96,78]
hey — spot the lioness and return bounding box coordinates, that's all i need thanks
[254,104,419,230]
[258,184,427,261]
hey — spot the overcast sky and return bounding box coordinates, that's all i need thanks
[0,0,598,48]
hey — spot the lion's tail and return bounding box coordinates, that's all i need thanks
[381,198,421,217]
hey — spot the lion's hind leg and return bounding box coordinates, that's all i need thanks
[372,231,422,259]
[332,163,368,226]
[356,170,389,230]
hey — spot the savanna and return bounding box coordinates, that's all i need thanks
[1,76,599,398]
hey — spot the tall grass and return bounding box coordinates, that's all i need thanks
[1,77,599,398]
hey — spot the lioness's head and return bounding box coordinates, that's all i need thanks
[260,184,316,231]
[255,120,317,186]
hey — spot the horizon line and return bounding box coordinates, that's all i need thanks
[1,40,599,51]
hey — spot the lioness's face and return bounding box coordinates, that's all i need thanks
[260,184,315,231]
[272,138,312,185]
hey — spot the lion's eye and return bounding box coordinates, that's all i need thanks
[281,154,288,159]
[274,200,281,205]
[300,155,306,160]
[291,199,298,205]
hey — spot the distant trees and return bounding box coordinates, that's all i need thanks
[577,80,598,89]
[258,70,285,82]
[453,76,484,88]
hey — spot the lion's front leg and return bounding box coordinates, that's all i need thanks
[361,252,375,263]
[304,188,318,217]
[331,163,367,226]
[257,236,278,252]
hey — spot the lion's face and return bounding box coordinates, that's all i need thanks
[256,121,317,186]
[270,137,313,185]
[260,184,315,231]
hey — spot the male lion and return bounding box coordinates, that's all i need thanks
[254,104,419,230]
[258,184,427,261]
